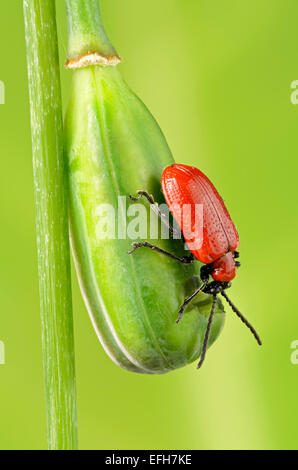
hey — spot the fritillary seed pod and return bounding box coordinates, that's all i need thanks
[64,0,225,373]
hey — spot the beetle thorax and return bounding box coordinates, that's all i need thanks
[211,251,237,282]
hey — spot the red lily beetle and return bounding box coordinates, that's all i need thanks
[129,164,262,369]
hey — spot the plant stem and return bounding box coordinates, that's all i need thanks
[65,0,121,68]
[23,0,78,450]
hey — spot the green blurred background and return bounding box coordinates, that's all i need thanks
[0,0,298,450]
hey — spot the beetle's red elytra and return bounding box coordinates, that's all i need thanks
[128,164,262,369]
[162,164,239,281]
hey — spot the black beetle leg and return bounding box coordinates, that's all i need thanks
[176,281,208,324]
[128,241,194,265]
[129,190,181,238]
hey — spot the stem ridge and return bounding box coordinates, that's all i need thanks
[24,0,78,450]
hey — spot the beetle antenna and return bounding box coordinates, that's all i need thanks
[221,291,262,346]
[197,294,217,369]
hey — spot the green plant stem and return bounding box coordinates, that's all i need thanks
[23,0,78,450]
[65,0,120,66]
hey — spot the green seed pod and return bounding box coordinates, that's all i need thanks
[64,0,225,374]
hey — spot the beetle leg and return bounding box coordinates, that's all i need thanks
[128,241,194,264]
[197,294,217,369]
[176,281,208,324]
[129,190,181,238]
[129,190,155,204]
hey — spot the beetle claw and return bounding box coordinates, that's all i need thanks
[127,242,141,255]
[176,308,185,324]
